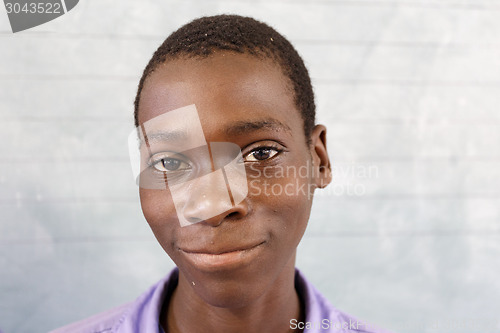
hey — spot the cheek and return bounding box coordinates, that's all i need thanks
[139,188,179,251]
[278,180,313,244]
[248,167,314,245]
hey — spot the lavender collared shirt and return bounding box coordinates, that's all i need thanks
[50,268,390,333]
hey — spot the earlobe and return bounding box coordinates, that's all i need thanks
[310,125,332,189]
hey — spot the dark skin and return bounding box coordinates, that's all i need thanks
[137,52,332,333]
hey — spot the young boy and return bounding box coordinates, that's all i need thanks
[51,15,388,333]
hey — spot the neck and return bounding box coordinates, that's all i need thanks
[163,255,303,333]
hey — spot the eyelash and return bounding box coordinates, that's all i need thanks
[148,153,191,173]
[147,141,285,172]
[242,144,284,163]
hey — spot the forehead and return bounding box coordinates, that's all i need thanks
[137,52,303,139]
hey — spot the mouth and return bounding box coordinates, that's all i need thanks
[179,241,265,271]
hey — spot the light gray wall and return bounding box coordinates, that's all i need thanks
[1,1,500,333]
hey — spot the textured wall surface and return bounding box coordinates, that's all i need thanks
[1,1,500,333]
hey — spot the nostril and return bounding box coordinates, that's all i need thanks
[226,211,239,219]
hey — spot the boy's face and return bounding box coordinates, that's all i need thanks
[137,52,330,307]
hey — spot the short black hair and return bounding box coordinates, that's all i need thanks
[134,14,315,140]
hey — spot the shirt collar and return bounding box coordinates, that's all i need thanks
[118,268,332,333]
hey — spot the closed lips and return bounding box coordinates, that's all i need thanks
[178,241,266,270]
[180,241,265,255]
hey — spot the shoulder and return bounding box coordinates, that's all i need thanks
[48,303,131,333]
[49,269,179,333]
[295,269,392,333]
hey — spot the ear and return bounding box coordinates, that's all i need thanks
[309,125,332,189]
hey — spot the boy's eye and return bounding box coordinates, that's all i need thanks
[149,155,191,173]
[243,147,280,162]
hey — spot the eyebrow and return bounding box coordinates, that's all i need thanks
[139,130,188,148]
[223,118,291,136]
[137,118,291,148]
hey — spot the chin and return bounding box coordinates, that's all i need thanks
[195,278,262,309]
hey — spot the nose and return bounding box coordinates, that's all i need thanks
[174,169,249,227]
[184,199,249,227]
